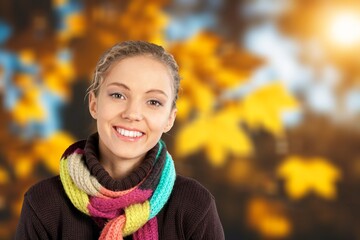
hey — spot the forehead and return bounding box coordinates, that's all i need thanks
[104,56,173,90]
[111,55,167,70]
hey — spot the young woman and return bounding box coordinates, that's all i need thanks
[16,41,225,239]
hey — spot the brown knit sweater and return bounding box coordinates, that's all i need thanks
[15,134,225,239]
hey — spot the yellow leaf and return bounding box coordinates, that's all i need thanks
[247,197,291,238]
[15,156,34,179]
[0,167,9,184]
[169,32,252,120]
[12,76,45,125]
[44,73,65,96]
[240,83,298,136]
[191,80,215,114]
[226,159,253,185]
[311,160,341,198]
[58,12,86,41]
[58,62,75,80]
[210,106,253,159]
[97,30,119,46]
[19,50,35,65]
[277,156,341,200]
[176,97,192,121]
[42,53,75,99]
[175,117,208,158]
[175,106,253,166]
[178,70,215,117]
[260,216,291,238]
[67,13,86,36]
[34,131,75,173]
[117,0,168,42]
[205,141,226,166]
[215,68,246,88]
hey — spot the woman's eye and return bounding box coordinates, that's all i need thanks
[148,100,162,107]
[110,93,125,99]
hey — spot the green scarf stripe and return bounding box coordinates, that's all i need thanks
[156,140,164,159]
[149,151,176,219]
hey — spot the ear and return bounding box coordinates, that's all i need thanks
[164,108,177,133]
[88,91,98,119]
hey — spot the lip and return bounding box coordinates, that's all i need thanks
[113,126,145,142]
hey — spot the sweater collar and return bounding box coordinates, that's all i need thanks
[64,132,160,191]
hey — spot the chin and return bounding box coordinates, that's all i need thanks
[112,149,145,161]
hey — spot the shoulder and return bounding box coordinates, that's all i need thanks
[26,175,63,197]
[24,176,67,211]
[165,175,224,238]
[171,175,215,214]
[173,174,214,200]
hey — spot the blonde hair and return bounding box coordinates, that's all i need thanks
[87,41,180,108]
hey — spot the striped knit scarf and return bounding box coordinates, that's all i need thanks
[59,139,176,240]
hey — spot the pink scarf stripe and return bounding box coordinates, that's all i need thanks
[133,217,158,240]
[90,189,152,212]
[87,203,120,219]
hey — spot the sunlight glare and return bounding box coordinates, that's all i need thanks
[329,12,360,46]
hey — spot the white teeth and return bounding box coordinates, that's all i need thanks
[117,128,143,137]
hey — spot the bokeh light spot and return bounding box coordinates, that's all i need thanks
[329,12,360,46]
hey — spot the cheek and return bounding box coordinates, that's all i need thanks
[97,99,123,119]
[147,112,172,131]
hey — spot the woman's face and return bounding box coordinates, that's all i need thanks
[89,55,177,164]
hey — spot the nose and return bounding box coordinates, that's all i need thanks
[121,101,144,121]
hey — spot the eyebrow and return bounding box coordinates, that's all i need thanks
[145,89,168,98]
[106,82,130,90]
[106,82,168,98]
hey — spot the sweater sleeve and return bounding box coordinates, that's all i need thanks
[15,194,49,240]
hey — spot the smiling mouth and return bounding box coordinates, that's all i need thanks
[115,127,144,138]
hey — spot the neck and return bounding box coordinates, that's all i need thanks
[101,157,143,180]
[98,141,145,180]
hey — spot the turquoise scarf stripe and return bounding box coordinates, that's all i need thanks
[149,151,176,219]
[156,140,164,159]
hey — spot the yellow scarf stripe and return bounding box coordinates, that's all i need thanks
[123,201,150,236]
[60,158,90,215]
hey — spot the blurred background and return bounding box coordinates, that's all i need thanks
[1,0,360,239]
